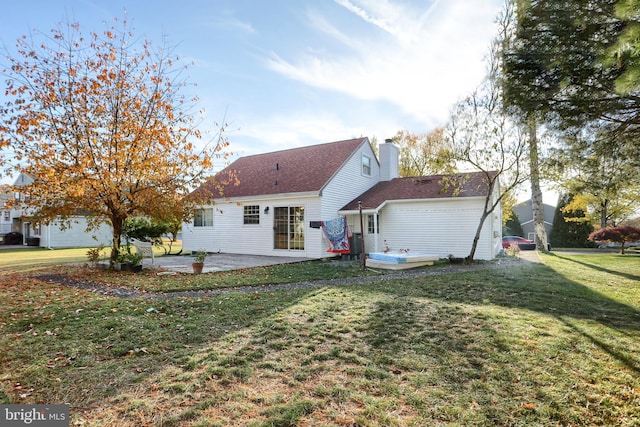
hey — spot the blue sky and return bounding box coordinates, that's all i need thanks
[1,0,505,181]
[1,0,503,154]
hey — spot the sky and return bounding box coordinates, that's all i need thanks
[0,0,552,200]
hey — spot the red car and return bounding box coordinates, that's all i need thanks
[502,236,536,250]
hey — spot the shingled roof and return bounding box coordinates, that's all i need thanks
[198,137,368,199]
[340,171,494,212]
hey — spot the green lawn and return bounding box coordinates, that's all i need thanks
[0,251,639,425]
[0,242,181,273]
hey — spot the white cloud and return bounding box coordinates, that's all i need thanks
[333,0,441,45]
[266,0,502,127]
[305,9,363,51]
[203,11,256,36]
[231,112,371,156]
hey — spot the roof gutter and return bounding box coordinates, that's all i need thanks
[212,191,320,203]
[339,201,387,216]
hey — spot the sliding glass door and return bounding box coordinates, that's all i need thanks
[274,206,304,250]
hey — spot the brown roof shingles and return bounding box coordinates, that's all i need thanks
[340,172,493,211]
[200,138,368,199]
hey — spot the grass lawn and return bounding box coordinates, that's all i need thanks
[0,250,639,426]
[0,241,181,273]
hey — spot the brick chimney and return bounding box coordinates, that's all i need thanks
[379,138,399,181]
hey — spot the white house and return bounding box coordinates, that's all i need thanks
[183,138,503,260]
[0,192,15,235]
[3,173,112,248]
[183,138,379,258]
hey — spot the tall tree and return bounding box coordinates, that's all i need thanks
[549,193,594,248]
[501,0,576,251]
[391,128,455,177]
[502,1,640,245]
[447,13,529,261]
[550,125,640,228]
[504,0,627,129]
[0,18,230,262]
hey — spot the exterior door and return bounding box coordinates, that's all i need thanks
[274,206,304,250]
[22,222,31,245]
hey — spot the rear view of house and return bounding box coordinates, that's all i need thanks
[184,138,502,261]
[183,138,380,258]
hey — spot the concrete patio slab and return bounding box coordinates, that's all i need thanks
[143,253,314,273]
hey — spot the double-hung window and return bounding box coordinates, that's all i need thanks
[362,154,371,176]
[243,205,260,225]
[194,208,214,227]
[367,215,378,234]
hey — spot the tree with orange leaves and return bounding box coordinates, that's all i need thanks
[0,18,231,263]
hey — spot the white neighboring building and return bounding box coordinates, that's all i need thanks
[0,193,15,235]
[184,138,503,261]
[2,173,112,248]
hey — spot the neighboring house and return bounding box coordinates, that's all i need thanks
[513,199,555,242]
[0,192,15,235]
[184,138,503,260]
[5,172,111,248]
[1,174,33,239]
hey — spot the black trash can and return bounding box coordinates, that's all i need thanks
[4,232,23,245]
[26,237,40,246]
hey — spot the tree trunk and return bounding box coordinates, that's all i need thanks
[467,210,491,262]
[110,215,125,264]
[600,200,608,229]
[528,115,548,251]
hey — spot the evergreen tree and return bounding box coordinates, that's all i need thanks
[550,194,595,248]
[503,209,525,237]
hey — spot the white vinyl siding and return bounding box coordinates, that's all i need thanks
[321,142,378,218]
[376,198,495,260]
[183,196,322,258]
[319,142,379,253]
[39,217,112,248]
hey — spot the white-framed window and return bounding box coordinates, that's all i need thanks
[362,154,371,176]
[194,208,214,227]
[3,211,9,221]
[367,215,377,234]
[243,205,260,225]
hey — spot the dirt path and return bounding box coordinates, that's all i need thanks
[33,256,531,300]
